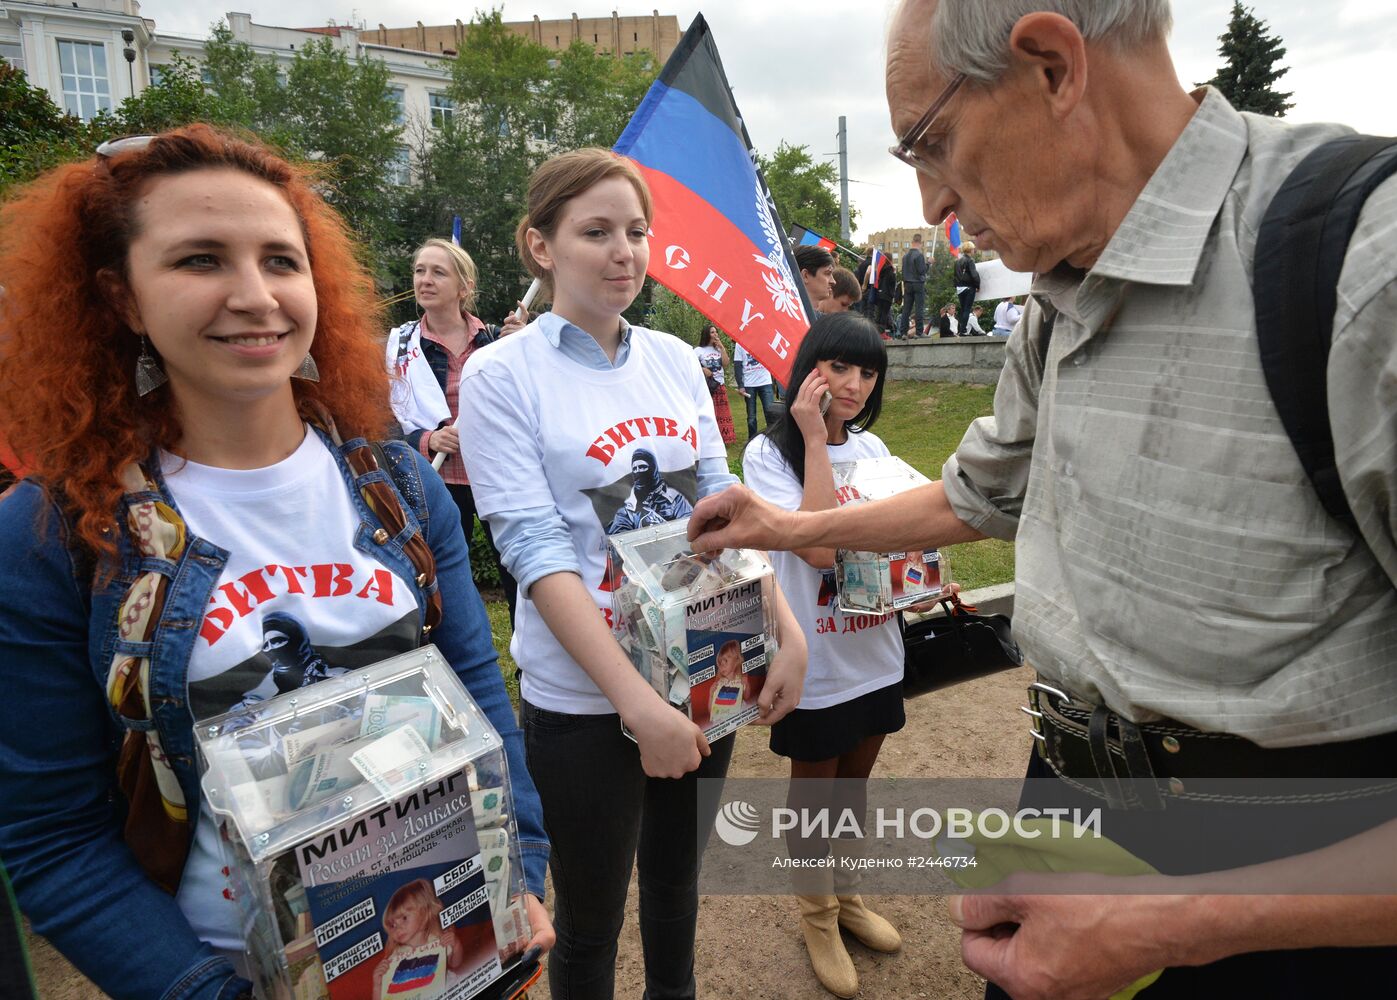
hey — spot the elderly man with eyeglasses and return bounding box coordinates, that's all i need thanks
[691,1,1397,998]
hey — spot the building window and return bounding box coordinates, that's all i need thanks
[0,41,25,76]
[388,86,405,124]
[148,63,167,86]
[57,40,111,120]
[429,92,453,128]
[388,146,411,186]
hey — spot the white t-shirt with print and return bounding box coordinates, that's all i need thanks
[162,428,421,951]
[458,322,726,715]
[742,431,903,709]
[693,344,725,387]
[733,344,772,388]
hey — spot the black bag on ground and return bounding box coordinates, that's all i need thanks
[901,594,1022,699]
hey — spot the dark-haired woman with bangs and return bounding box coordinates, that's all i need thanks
[741,311,904,998]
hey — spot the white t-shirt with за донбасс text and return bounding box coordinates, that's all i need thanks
[741,430,903,709]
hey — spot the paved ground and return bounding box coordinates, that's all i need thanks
[29,665,1037,999]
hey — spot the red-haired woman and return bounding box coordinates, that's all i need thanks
[0,126,553,1000]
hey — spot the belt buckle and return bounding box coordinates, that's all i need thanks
[1021,681,1071,744]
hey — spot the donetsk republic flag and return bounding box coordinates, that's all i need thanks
[614,14,812,385]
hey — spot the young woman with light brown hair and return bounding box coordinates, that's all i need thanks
[457,147,807,1000]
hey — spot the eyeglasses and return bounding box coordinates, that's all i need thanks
[94,134,156,159]
[888,74,967,178]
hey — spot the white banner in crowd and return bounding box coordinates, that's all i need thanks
[974,258,1034,301]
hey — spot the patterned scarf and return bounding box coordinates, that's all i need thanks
[104,462,191,893]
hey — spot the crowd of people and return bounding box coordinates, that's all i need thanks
[786,233,1022,342]
[0,1,1394,1000]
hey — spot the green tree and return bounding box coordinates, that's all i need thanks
[278,37,405,270]
[197,22,285,137]
[647,285,708,343]
[113,25,405,279]
[0,63,93,195]
[112,53,227,134]
[924,242,959,315]
[400,9,658,322]
[402,11,553,322]
[550,46,655,150]
[1201,2,1293,117]
[756,141,856,244]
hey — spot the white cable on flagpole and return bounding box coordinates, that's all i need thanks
[431,277,542,471]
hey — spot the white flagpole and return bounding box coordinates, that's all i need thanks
[431,277,541,472]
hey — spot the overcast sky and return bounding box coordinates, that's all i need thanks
[141,1,1397,240]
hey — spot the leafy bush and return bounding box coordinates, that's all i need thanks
[469,518,502,590]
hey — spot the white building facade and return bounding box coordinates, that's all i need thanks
[1,3,455,140]
[1,1,154,118]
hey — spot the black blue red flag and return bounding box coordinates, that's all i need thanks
[614,14,812,384]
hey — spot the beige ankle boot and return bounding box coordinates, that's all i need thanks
[796,891,859,998]
[835,894,902,953]
[831,839,902,953]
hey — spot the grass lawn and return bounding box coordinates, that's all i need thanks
[482,380,1015,686]
[720,381,1015,593]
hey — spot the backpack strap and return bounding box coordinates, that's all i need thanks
[1253,134,1397,530]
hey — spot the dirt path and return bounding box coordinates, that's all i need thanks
[29,665,1036,999]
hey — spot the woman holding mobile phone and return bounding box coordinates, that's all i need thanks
[741,312,902,998]
[456,148,806,1000]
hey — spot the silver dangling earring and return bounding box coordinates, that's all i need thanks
[293,352,321,382]
[134,335,168,397]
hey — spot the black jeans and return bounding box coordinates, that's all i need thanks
[521,701,735,1000]
[984,750,1397,999]
[957,286,977,334]
[444,482,517,624]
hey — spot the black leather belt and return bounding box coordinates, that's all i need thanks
[1022,681,1397,811]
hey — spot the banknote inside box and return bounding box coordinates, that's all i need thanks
[607,518,777,742]
[832,456,950,614]
[195,646,531,1000]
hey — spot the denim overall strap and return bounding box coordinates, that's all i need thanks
[342,440,443,636]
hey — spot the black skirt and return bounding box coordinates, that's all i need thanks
[769,679,905,762]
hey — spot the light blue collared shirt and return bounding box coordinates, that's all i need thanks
[538,309,633,369]
[486,313,738,595]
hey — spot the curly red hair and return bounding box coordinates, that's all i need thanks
[0,124,395,559]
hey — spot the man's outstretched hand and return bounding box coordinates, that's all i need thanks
[687,484,794,554]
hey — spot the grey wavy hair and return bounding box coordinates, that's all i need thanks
[932,0,1173,83]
